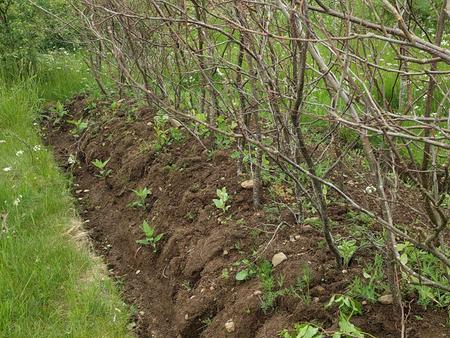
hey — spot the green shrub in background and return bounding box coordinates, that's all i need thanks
[0,0,79,76]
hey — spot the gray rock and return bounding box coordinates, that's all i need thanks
[240,180,254,189]
[225,319,235,333]
[378,294,394,305]
[272,252,287,267]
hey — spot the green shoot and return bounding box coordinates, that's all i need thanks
[91,158,112,178]
[213,187,230,213]
[326,294,362,319]
[128,187,151,208]
[68,118,88,136]
[136,221,164,253]
[338,239,358,267]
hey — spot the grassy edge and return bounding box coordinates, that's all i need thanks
[0,55,131,337]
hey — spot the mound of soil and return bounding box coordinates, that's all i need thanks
[44,96,448,338]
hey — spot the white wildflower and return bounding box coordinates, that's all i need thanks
[16,150,24,157]
[0,140,5,144]
[3,167,12,172]
[33,145,41,152]
[13,195,22,206]
[68,154,77,165]
[364,185,377,194]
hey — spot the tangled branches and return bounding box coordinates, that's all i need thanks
[77,0,449,313]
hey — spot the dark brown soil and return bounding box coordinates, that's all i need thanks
[44,96,449,338]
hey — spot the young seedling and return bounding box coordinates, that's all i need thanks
[136,221,164,253]
[68,118,88,136]
[338,239,358,267]
[213,187,231,213]
[128,187,151,208]
[326,294,362,319]
[289,265,312,304]
[52,101,68,124]
[91,158,112,178]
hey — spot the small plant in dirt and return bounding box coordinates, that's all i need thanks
[136,221,164,253]
[190,111,209,138]
[258,260,286,313]
[326,294,362,318]
[68,118,88,136]
[337,238,358,267]
[185,211,196,222]
[221,268,230,279]
[51,101,68,124]
[235,258,258,281]
[214,115,236,149]
[280,323,324,338]
[349,254,386,302]
[91,158,112,178]
[288,264,312,304]
[396,241,450,308]
[280,294,369,338]
[280,319,372,338]
[213,187,231,213]
[153,113,183,152]
[128,187,151,208]
[110,100,121,111]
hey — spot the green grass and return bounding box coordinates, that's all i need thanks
[0,54,130,337]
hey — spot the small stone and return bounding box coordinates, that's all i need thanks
[289,235,296,242]
[313,297,320,303]
[223,249,229,256]
[362,300,367,305]
[253,290,262,296]
[272,252,287,267]
[378,294,394,305]
[75,190,82,194]
[83,189,90,193]
[240,180,254,189]
[342,269,348,274]
[301,225,314,232]
[185,314,189,320]
[135,270,141,275]
[294,235,301,240]
[139,311,145,316]
[200,288,205,293]
[169,118,181,128]
[225,319,235,333]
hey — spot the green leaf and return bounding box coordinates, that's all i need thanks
[136,239,149,245]
[236,269,250,281]
[213,199,223,208]
[302,325,320,338]
[400,253,408,265]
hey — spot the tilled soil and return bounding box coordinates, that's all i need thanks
[44,96,449,338]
